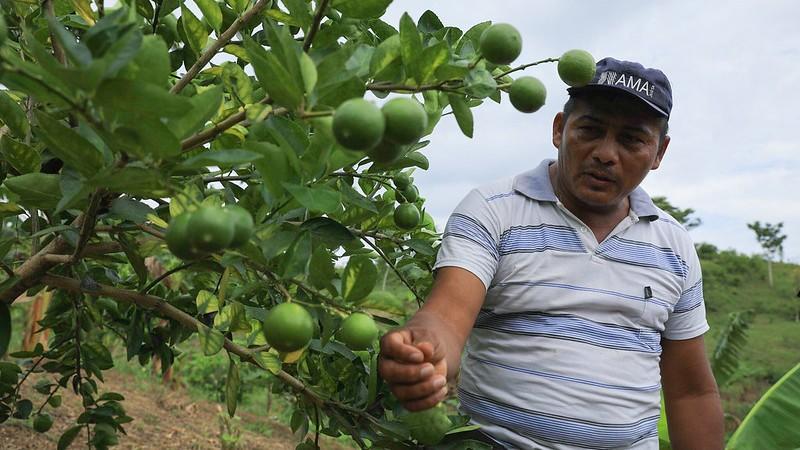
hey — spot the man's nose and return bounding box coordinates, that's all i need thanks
[591,135,621,165]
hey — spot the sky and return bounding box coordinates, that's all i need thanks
[380,0,800,262]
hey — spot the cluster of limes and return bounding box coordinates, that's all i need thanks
[165,205,254,260]
[262,303,379,353]
[391,173,422,230]
[478,23,596,114]
[332,97,428,164]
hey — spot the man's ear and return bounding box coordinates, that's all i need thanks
[651,135,670,170]
[552,112,565,150]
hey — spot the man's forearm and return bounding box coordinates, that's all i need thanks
[665,391,724,450]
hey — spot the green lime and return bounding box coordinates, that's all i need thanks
[263,303,314,353]
[187,206,235,253]
[509,76,547,113]
[479,23,522,65]
[398,185,418,203]
[333,98,385,151]
[336,313,378,350]
[367,140,404,165]
[403,404,452,446]
[225,205,254,248]
[33,413,53,433]
[558,49,596,87]
[381,98,428,145]
[393,173,411,189]
[165,212,205,260]
[394,203,421,230]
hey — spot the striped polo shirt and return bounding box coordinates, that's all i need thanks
[434,159,709,450]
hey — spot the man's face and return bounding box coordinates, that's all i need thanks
[551,93,670,213]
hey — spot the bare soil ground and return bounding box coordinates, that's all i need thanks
[0,370,350,449]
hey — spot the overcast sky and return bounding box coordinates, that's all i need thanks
[380,1,800,262]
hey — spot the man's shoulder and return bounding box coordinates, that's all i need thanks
[646,206,699,255]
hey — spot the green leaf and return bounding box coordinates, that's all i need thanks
[283,183,341,214]
[265,8,302,27]
[464,68,498,99]
[244,37,304,110]
[70,0,96,26]
[126,308,144,360]
[109,116,181,159]
[251,351,282,374]
[0,303,10,358]
[177,149,263,170]
[222,62,254,105]
[332,0,392,19]
[196,0,223,32]
[167,85,224,140]
[94,79,192,119]
[308,246,336,291]
[283,0,312,30]
[4,173,62,209]
[264,18,303,82]
[342,255,377,303]
[123,35,170,86]
[448,94,473,138]
[35,113,104,176]
[727,362,800,450]
[418,10,444,34]
[180,4,208,54]
[456,21,491,57]
[1,136,40,174]
[245,141,293,198]
[197,323,225,356]
[58,425,83,450]
[0,91,30,138]
[280,232,312,279]
[399,13,424,84]
[196,289,220,315]
[225,357,240,416]
[46,15,92,67]
[301,217,355,247]
[370,34,401,76]
[299,52,318,95]
[90,167,168,196]
[418,41,450,84]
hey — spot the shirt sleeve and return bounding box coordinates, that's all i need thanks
[433,188,502,290]
[662,244,710,340]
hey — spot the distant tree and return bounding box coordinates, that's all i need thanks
[747,221,787,287]
[652,196,702,230]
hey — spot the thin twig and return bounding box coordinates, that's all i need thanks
[180,102,283,153]
[43,0,66,64]
[203,174,254,184]
[0,261,14,278]
[71,190,105,261]
[138,224,166,240]
[140,263,194,294]
[361,237,424,306]
[171,0,272,94]
[302,0,331,52]
[40,242,123,264]
[494,57,559,79]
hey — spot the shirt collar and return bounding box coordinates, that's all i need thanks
[512,159,660,222]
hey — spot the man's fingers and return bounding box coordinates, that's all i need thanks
[380,331,424,363]
[402,387,449,412]
[378,358,434,384]
[390,375,447,402]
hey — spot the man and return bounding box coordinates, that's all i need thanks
[378,58,724,449]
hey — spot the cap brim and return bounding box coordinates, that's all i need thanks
[567,84,669,118]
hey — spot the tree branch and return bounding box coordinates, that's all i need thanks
[494,57,559,79]
[180,101,284,153]
[40,242,123,265]
[302,0,331,52]
[171,0,272,94]
[139,262,194,294]
[40,274,325,405]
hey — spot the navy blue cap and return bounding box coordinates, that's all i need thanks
[567,57,673,118]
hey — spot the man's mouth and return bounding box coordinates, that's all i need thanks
[584,171,615,183]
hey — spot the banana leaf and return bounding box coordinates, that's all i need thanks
[726,362,800,449]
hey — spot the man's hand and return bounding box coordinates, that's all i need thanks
[379,327,449,411]
[378,267,488,411]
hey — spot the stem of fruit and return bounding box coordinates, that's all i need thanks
[302,0,331,52]
[299,110,334,119]
[495,57,559,79]
[171,0,272,94]
[139,262,195,294]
